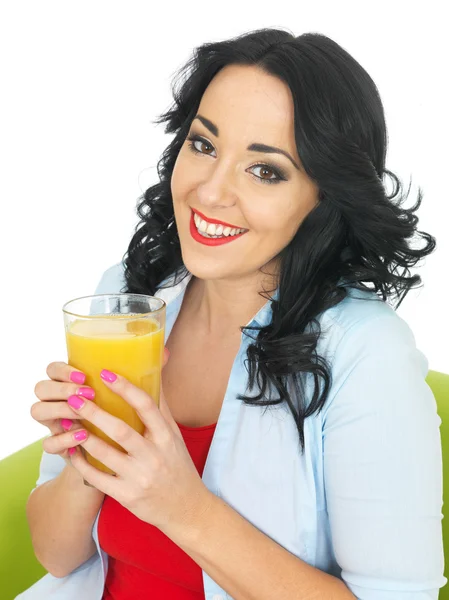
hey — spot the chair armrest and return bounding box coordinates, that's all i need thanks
[0,439,48,599]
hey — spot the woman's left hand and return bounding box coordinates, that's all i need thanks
[67,350,213,533]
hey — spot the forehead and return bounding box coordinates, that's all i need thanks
[198,65,296,148]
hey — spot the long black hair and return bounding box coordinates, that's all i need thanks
[120,28,436,454]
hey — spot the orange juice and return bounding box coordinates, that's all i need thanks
[66,315,165,474]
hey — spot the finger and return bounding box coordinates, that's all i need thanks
[46,361,87,385]
[158,350,181,437]
[34,379,95,402]
[42,428,90,455]
[158,385,183,440]
[77,431,131,477]
[98,369,170,445]
[30,400,80,422]
[66,384,151,456]
[44,417,82,438]
[162,347,170,368]
[69,445,120,498]
[61,418,83,431]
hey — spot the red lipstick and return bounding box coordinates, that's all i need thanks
[191,208,247,231]
[189,210,247,247]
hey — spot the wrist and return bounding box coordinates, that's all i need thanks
[161,488,216,545]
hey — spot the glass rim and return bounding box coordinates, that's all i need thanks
[62,293,166,319]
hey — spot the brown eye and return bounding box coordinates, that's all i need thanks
[186,133,286,186]
[255,166,276,181]
[189,137,213,154]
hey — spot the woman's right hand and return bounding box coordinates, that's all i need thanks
[31,361,94,464]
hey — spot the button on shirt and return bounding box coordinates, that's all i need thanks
[18,261,446,600]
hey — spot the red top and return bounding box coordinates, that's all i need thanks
[99,421,217,600]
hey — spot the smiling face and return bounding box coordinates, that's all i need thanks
[170,64,319,284]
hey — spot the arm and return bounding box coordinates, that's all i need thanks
[26,263,119,578]
[161,491,356,600]
[26,456,104,578]
[320,313,445,598]
[160,313,446,600]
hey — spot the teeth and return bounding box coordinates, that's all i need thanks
[193,211,246,237]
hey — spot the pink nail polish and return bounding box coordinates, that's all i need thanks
[70,371,86,385]
[68,447,76,456]
[100,369,117,383]
[68,395,85,409]
[73,430,87,442]
[61,418,73,431]
[76,387,95,400]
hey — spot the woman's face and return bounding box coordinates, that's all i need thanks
[171,64,319,284]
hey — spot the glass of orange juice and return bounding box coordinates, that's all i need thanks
[62,293,166,487]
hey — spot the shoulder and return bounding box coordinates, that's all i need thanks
[93,263,182,297]
[94,261,126,294]
[317,285,417,355]
[315,286,430,421]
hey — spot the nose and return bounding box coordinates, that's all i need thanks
[196,161,237,210]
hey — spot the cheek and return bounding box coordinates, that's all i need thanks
[170,158,182,198]
[171,152,191,192]
[247,207,294,234]
[247,204,308,246]
[171,159,199,204]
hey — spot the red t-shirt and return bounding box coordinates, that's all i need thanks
[99,421,217,600]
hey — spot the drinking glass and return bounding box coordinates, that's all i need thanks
[62,293,166,487]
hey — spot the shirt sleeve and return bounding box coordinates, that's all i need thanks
[321,313,447,599]
[29,263,123,496]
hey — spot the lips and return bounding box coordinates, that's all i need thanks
[189,209,247,246]
[191,207,247,231]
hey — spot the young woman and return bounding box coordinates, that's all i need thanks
[21,28,446,600]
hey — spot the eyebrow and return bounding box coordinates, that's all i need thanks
[193,114,301,171]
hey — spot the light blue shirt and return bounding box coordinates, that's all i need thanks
[17,262,446,600]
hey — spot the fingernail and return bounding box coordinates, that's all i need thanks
[61,418,73,431]
[68,447,76,456]
[70,371,86,385]
[73,430,87,442]
[100,369,117,383]
[68,395,85,409]
[76,387,95,400]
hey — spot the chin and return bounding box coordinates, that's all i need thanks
[180,246,234,278]
[181,255,229,281]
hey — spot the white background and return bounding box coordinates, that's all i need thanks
[0,1,447,460]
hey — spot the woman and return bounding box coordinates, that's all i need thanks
[21,28,445,600]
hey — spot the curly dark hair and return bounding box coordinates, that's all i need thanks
[120,27,436,454]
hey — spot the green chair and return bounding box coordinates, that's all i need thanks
[1,371,448,600]
[0,437,48,599]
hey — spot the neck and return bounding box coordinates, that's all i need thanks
[183,269,278,338]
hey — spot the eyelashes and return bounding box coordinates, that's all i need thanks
[186,134,287,186]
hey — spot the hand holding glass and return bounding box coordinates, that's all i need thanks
[62,293,166,486]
